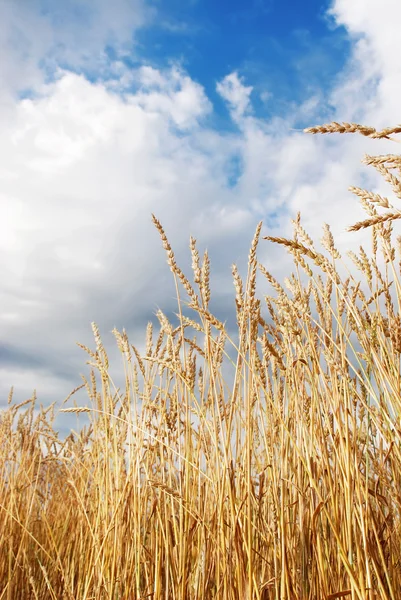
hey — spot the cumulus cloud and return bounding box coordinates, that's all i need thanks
[0,65,253,425]
[328,0,401,124]
[0,0,151,98]
[216,72,253,123]
[1,0,401,436]
[132,66,212,129]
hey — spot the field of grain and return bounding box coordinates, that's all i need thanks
[1,123,401,599]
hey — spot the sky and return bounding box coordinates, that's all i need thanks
[1,0,400,433]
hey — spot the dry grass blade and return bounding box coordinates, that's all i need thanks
[349,186,392,209]
[363,154,401,167]
[304,121,401,139]
[347,211,401,231]
[263,235,319,261]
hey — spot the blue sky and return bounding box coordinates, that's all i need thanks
[0,0,400,431]
[136,0,350,123]
[73,0,353,131]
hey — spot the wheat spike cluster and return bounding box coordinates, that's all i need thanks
[2,121,401,599]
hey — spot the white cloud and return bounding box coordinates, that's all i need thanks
[0,0,151,98]
[328,0,401,124]
[216,72,253,123]
[132,65,212,129]
[2,0,401,432]
[0,65,251,423]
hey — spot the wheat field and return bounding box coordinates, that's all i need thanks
[1,123,401,599]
